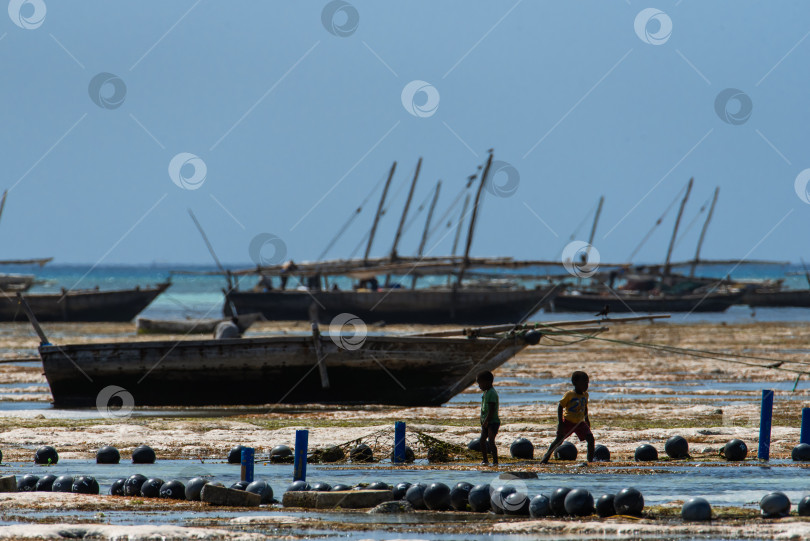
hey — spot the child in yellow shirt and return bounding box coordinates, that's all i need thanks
[540,370,595,463]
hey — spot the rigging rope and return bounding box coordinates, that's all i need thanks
[627,182,689,262]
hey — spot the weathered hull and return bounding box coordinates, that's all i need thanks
[136,317,222,335]
[224,285,561,325]
[39,335,528,408]
[550,291,742,313]
[7,283,170,322]
[743,289,810,307]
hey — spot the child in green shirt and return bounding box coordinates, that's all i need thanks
[477,370,500,466]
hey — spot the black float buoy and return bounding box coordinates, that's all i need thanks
[564,488,594,516]
[491,485,517,514]
[320,445,345,462]
[288,480,310,492]
[404,483,427,510]
[389,446,415,463]
[34,445,58,465]
[96,445,120,464]
[17,474,38,492]
[35,474,56,492]
[554,442,577,461]
[423,483,451,511]
[529,494,551,517]
[634,444,658,462]
[72,476,100,495]
[550,487,572,516]
[681,497,712,521]
[132,445,156,464]
[665,436,689,459]
[110,478,126,496]
[792,443,810,462]
[467,437,482,452]
[123,474,147,497]
[246,480,274,503]
[614,487,644,516]
[270,445,293,461]
[523,330,542,345]
[350,444,374,463]
[510,437,534,459]
[798,495,810,516]
[365,482,389,491]
[331,483,352,492]
[393,482,411,499]
[184,477,209,501]
[593,444,610,462]
[140,478,164,498]
[52,475,75,493]
[468,484,491,513]
[159,480,185,499]
[595,494,616,517]
[722,439,748,461]
[760,492,790,518]
[227,445,246,464]
[310,482,332,492]
[449,483,472,511]
[504,492,530,515]
[427,446,449,463]
[230,480,250,491]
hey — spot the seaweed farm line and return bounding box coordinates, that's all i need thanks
[1,320,810,538]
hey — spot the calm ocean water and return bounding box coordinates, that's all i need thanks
[7,262,810,323]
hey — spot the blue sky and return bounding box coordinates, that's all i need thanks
[1,1,809,265]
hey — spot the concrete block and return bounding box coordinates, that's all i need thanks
[282,489,393,509]
[0,476,16,493]
[201,484,261,507]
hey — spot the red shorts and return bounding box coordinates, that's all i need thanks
[560,420,592,441]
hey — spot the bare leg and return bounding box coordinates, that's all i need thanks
[480,428,489,465]
[586,436,595,462]
[540,436,565,464]
[488,425,499,466]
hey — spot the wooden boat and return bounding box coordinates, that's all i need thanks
[6,283,170,322]
[743,288,810,308]
[224,284,563,325]
[136,312,264,335]
[550,289,743,313]
[0,274,36,292]
[40,332,537,408]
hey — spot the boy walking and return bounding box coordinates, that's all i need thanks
[477,370,499,466]
[540,370,595,463]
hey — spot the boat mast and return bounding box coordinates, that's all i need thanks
[390,158,422,261]
[364,161,396,265]
[585,196,603,261]
[690,186,719,277]
[663,177,693,278]
[0,190,7,228]
[412,180,441,288]
[448,193,471,286]
[188,209,233,290]
[456,152,493,288]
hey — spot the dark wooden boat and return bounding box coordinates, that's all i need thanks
[136,312,264,335]
[7,283,170,322]
[550,290,743,313]
[224,284,563,325]
[39,332,537,408]
[743,288,810,308]
[0,274,35,292]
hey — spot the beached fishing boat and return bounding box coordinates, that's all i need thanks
[35,316,624,408]
[550,289,743,313]
[0,273,36,292]
[8,283,170,322]
[743,288,810,308]
[136,312,264,335]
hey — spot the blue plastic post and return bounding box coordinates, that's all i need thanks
[240,447,254,483]
[393,421,406,464]
[802,408,810,445]
[293,430,308,481]
[758,389,774,460]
